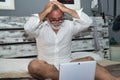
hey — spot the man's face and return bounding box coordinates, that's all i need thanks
[47,9,64,26]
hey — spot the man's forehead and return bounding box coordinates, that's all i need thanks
[48,16,63,19]
[48,12,63,19]
[49,9,63,15]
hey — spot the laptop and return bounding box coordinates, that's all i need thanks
[59,61,96,80]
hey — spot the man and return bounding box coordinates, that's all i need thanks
[24,1,120,80]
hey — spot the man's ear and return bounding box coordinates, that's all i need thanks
[43,17,47,22]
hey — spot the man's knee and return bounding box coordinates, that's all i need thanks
[71,56,94,62]
[28,59,40,74]
[28,59,58,79]
[28,59,47,79]
[86,56,94,61]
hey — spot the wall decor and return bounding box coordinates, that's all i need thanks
[50,0,81,10]
[0,0,15,10]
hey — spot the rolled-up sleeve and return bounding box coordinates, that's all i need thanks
[24,14,40,38]
[72,8,93,35]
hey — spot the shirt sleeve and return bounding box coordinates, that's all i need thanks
[24,14,41,38]
[72,8,93,35]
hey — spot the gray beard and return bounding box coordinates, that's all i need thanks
[51,25,61,30]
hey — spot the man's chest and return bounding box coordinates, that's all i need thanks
[39,28,73,44]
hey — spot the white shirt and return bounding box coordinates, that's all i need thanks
[24,9,92,65]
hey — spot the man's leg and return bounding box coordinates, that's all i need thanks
[71,56,120,80]
[28,59,59,80]
[95,63,119,80]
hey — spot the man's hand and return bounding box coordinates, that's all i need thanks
[51,1,67,12]
[39,1,54,22]
[51,1,80,18]
[39,0,79,22]
[44,1,54,13]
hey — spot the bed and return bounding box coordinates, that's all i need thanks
[0,52,120,79]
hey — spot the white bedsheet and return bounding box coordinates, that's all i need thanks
[0,59,33,73]
[0,52,102,73]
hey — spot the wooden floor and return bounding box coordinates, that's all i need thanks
[0,78,37,80]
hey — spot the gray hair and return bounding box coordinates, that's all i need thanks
[52,4,59,11]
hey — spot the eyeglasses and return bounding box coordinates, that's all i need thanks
[48,17,64,23]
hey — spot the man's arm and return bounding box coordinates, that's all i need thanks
[24,1,54,37]
[52,1,80,19]
[39,1,54,22]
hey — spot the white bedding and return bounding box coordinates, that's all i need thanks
[0,52,120,78]
[0,52,102,73]
[0,59,33,73]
